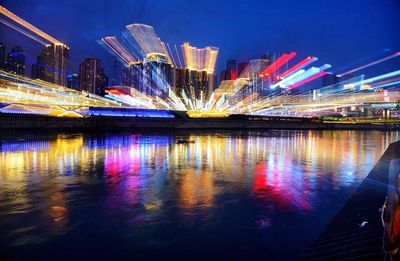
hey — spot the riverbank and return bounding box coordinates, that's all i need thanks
[0,113,399,131]
[302,140,400,260]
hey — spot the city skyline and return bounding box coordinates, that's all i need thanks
[1,0,399,79]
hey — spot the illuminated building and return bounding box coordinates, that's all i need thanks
[31,44,69,86]
[143,53,173,96]
[176,42,219,103]
[79,58,108,96]
[0,42,5,70]
[67,73,80,90]
[122,62,144,93]
[6,46,25,76]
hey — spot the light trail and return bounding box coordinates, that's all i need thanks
[0,5,64,45]
[181,42,219,73]
[260,52,297,77]
[337,51,400,77]
[126,24,166,55]
[100,36,138,65]
[279,56,318,78]
[289,71,328,89]
[271,69,306,89]
[0,17,48,45]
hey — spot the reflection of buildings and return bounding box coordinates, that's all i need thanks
[79,58,108,95]
[1,131,397,223]
[31,44,69,86]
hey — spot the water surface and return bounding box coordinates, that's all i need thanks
[0,130,398,260]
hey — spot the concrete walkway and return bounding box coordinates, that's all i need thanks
[302,140,400,261]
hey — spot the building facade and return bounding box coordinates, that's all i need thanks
[31,44,69,86]
[67,73,80,90]
[79,58,108,96]
[6,46,25,76]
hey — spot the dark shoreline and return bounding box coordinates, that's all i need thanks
[0,113,399,131]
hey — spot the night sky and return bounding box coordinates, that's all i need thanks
[1,0,399,78]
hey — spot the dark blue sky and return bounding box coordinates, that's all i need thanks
[1,0,399,77]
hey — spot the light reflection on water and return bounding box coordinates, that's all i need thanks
[0,130,398,259]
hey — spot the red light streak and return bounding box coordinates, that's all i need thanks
[260,52,297,77]
[279,56,316,78]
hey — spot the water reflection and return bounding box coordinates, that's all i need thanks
[0,131,399,259]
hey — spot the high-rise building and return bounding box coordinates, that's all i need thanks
[7,46,25,76]
[238,62,249,77]
[0,42,6,70]
[79,58,108,96]
[31,44,69,86]
[225,59,237,81]
[67,73,80,90]
[123,62,144,92]
[176,42,219,103]
[220,70,227,82]
[143,53,173,96]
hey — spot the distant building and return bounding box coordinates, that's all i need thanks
[122,62,144,92]
[238,62,249,77]
[322,73,340,87]
[7,46,25,76]
[0,42,6,70]
[79,58,108,96]
[67,73,80,90]
[31,44,69,86]
[260,54,272,64]
[220,70,227,82]
[226,59,237,81]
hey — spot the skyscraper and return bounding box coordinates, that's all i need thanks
[238,62,249,77]
[226,59,237,80]
[0,42,6,70]
[143,53,173,96]
[79,58,108,96]
[31,44,69,86]
[123,62,144,92]
[7,46,25,76]
[176,42,219,103]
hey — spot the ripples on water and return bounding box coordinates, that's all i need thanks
[0,130,398,259]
